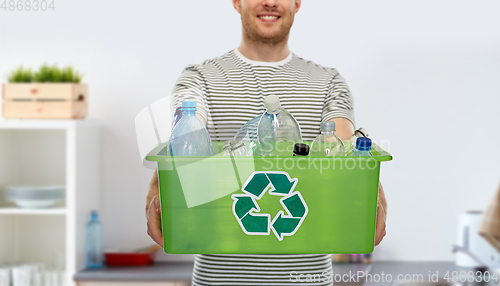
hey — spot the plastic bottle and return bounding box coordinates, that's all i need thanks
[222,140,250,157]
[309,121,346,156]
[349,127,369,142]
[170,106,183,132]
[86,211,103,269]
[233,115,261,156]
[168,101,213,156]
[351,137,373,156]
[293,143,309,156]
[257,95,302,156]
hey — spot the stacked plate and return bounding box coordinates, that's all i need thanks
[6,186,65,209]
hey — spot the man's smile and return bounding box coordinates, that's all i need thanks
[257,13,281,22]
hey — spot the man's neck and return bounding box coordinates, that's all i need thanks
[237,36,290,62]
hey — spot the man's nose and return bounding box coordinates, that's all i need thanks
[262,0,278,9]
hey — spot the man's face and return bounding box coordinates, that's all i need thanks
[233,0,301,44]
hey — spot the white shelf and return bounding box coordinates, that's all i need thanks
[0,119,97,129]
[0,207,66,215]
[0,121,100,286]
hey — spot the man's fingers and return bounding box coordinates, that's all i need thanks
[147,203,164,247]
[374,199,387,246]
[375,228,386,246]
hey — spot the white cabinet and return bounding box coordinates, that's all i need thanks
[0,119,99,286]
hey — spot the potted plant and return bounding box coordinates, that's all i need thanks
[2,64,88,119]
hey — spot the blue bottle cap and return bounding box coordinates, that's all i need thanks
[182,101,197,108]
[355,137,372,151]
[91,210,99,219]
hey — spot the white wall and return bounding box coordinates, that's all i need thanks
[1,0,499,262]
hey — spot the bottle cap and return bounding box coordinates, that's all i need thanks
[91,210,99,219]
[182,101,197,111]
[264,95,281,113]
[293,143,309,156]
[474,266,488,275]
[355,137,372,151]
[320,121,336,132]
[356,127,369,138]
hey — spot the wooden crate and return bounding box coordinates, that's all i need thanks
[2,83,88,119]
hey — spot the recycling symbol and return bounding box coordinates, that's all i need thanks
[231,171,308,241]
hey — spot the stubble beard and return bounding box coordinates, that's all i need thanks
[241,12,294,46]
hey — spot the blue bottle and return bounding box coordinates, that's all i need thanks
[351,137,373,156]
[86,211,103,269]
[168,101,213,156]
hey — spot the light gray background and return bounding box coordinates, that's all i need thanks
[1,0,499,262]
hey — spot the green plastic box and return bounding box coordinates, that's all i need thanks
[146,141,392,254]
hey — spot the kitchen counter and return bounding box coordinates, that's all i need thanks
[74,262,193,282]
[74,261,500,285]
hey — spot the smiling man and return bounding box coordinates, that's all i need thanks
[146,0,387,285]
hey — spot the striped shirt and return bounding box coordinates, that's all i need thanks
[170,49,355,286]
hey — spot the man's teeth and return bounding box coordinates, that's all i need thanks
[259,16,278,20]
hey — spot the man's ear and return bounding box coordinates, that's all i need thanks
[295,0,301,13]
[233,0,242,14]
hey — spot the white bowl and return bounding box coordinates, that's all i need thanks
[6,186,65,209]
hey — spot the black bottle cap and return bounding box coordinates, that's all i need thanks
[293,143,309,156]
[474,266,488,274]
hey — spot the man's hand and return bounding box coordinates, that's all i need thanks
[328,117,387,246]
[147,194,163,247]
[146,170,163,247]
[374,182,387,246]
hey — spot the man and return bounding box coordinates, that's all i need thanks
[146,0,387,284]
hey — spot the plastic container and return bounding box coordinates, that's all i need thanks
[105,252,155,267]
[146,140,392,254]
[104,246,160,267]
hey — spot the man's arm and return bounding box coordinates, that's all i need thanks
[329,117,387,246]
[328,117,354,141]
[146,66,208,247]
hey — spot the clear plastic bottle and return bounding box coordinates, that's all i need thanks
[233,115,261,156]
[309,121,346,156]
[257,95,302,156]
[351,137,373,156]
[170,106,183,132]
[349,127,369,142]
[168,101,213,156]
[85,211,103,269]
[222,140,250,156]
